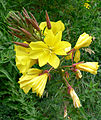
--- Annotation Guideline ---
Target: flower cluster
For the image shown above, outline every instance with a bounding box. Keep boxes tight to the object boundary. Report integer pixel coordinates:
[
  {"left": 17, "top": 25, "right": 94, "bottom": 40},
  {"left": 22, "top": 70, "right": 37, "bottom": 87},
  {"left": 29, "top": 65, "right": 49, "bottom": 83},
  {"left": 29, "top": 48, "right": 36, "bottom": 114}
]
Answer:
[
  {"left": 84, "top": 0, "right": 90, "bottom": 9},
  {"left": 7, "top": 8, "right": 99, "bottom": 108}
]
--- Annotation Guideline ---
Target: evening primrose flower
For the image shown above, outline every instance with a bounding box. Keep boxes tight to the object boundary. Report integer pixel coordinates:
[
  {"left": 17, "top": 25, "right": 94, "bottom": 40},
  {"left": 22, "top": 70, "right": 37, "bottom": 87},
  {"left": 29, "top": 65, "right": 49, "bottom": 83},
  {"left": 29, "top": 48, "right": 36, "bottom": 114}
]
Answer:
[
  {"left": 69, "top": 87, "right": 82, "bottom": 108},
  {"left": 76, "top": 62, "right": 99, "bottom": 75},
  {"left": 30, "top": 30, "right": 71, "bottom": 68},
  {"left": 74, "top": 33, "right": 92, "bottom": 50},
  {"left": 15, "top": 45, "right": 37, "bottom": 74},
  {"left": 74, "top": 33, "right": 92, "bottom": 62},
  {"left": 39, "top": 20, "right": 65, "bottom": 36},
  {"left": 18, "top": 68, "right": 48, "bottom": 97},
  {"left": 84, "top": 3, "right": 90, "bottom": 9}
]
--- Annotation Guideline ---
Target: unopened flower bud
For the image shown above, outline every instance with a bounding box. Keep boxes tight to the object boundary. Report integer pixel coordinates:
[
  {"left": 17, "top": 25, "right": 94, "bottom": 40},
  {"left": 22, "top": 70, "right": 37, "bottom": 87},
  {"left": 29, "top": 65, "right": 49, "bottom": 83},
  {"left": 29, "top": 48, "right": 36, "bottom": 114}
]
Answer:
[
  {"left": 46, "top": 11, "right": 51, "bottom": 29},
  {"left": 29, "top": 19, "right": 40, "bottom": 31},
  {"left": 19, "top": 27, "right": 32, "bottom": 38},
  {"left": 13, "top": 41, "right": 29, "bottom": 48}
]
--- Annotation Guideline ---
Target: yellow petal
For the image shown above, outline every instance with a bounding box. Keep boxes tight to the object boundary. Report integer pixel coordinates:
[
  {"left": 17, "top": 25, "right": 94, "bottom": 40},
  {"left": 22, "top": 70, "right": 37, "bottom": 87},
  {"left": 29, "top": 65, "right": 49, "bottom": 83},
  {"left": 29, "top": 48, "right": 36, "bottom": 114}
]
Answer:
[
  {"left": 53, "top": 41, "right": 71, "bottom": 55},
  {"left": 48, "top": 53, "right": 60, "bottom": 68},
  {"left": 39, "top": 20, "right": 65, "bottom": 36},
  {"left": 32, "top": 73, "right": 48, "bottom": 97},
  {"left": 38, "top": 50, "right": 50, "bottom": 67},
  {"left": 44, "top": 30, "right": 55, "bottom": 47},
  {"left": 51, "top": 20, "right": 65, "bottom": 35},
  {"left": 30, "top": 41, "right": 48, "bottom": 50},
  {"left": 30, "top": 49, "right": 43, "bottom": 59},
  {"left": 22, "top": 84, "right": 32, "bottom": 94},
  {"left": 74, "top": 50, "right": 80, "bottom": 63},
  {"left": 39, "top": 22, "right": 47, "bottom": 31},
  {"left": 27, "top": 68, "right": 42, "bottom": 75}
]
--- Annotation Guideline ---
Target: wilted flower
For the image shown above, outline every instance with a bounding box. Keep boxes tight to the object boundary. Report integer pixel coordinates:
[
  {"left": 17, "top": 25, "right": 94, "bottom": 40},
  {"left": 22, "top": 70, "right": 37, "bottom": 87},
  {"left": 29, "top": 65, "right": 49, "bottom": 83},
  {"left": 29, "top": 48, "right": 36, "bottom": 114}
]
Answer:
[
  {"left": 76, "top": 69, "right": 82, "bottom": 79},
  {"left": 69, "top": 87, "right": 82, "bottom": 108},
  {"left": 64, "top": 105, "right": 67, "bottom": 118},
  {"left": 15, "top": 45, "right": 37, "bottom": 74},
  {"left": 18, "top": 68, "right": 49, "bottom": 97},
  {"left": 76, "top": 62, "right": 99, "bottom": 75},
  {"left": 74, "top": 33, "right": 92, "bottom": 50},
  {"left": 30, "top": 30, "right": 71, "bottom": 68},
  {"left": 39, "top": 20, "right": 65, "bottom": 36}
]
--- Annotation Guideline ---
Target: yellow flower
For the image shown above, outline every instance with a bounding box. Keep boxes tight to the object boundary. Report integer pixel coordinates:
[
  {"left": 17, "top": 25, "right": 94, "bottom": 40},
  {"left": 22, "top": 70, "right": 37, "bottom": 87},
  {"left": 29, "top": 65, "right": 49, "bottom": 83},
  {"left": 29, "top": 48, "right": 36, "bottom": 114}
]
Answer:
[
  {"left": 39, "top": 20, "right": 65, "bottom": 36},
  {"left": 76, "top": 69, "right": 82, "bottom": 79},
  {"left": 15, "top": 45, "right": 37, "bottom": 74},
  {"left": 74, "top": 33, "right": 92, "bottom": 50},
  {"left": 84, "top": 3, "right": 90, "bottom": 9},
  {"left": 76, "top": 62, "right": 99, "bottom": 75},
  {"left": 18, "top": 68, "right": 48, "bottom": 97},
  {"left": 74, "top": 49, "right": 80, "bottom": 63},
  {"left": 29, "top": 30, "right": 71, "bottom": 68},
  {"left": 70, "top": 88, "right": 82, "bottom": 108}
]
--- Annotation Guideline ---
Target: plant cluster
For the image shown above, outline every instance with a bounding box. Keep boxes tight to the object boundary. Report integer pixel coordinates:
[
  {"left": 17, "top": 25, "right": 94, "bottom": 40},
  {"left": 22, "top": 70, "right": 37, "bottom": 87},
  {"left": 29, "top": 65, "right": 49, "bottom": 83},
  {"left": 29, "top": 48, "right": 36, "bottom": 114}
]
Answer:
[{"left": 6, "top": 8, "right": 99, "bottom": 113}]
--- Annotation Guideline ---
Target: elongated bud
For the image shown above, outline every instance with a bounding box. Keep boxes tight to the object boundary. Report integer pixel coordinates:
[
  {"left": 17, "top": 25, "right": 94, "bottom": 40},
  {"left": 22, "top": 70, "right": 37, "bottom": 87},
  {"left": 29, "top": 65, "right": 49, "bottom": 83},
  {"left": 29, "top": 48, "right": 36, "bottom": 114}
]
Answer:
[
  {"left": 29, "top": 19, "right": 40, "bottom": 31},
  {"left": 8, "top": 26, "right": 21, "bottom": 33},
  {"left": 13, "top": 41, "right": 29, "bottom": 48},
  {"left": 45, "top": 11, "right": 51, "bottom": 29},
  {"left": 18, "top": 12, "right": 25, "bottom": 22},
  {"left": 25, "top": 17, "right": 31, "bottom": 25},
  {"left": 7, "top": 17, "right": 12, "bottom": 22},
  {"left": 23, "top": 8, "right": 29, "bottom": 17},
  {"left": 9, "top": 31, "right": 23, "bottom": 39},
  {"left": 19, "top": 27, "right": 32, "bottom": 37},
  {"left": 10, "top": 15, "right": 20, "bottom": 24},
  {"left": 29, "top": 12, "right": 38, "bottom": 25}
]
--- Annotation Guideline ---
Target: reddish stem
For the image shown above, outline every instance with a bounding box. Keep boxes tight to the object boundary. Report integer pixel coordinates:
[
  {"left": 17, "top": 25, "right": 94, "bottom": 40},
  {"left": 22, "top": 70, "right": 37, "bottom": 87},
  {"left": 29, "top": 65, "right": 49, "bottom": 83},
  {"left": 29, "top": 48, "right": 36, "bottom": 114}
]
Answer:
[
  {"left": 48, "top": 67, "right": 53, "bottom": 72},
  {"left": 62, "top": 65, "right": 73, "bottom": 68},
  {"left": 72, "top": 61, "right": 84, "bottom": 67},
  {"left": 63, "top": 76, "right": 71, "bottom": 87}
]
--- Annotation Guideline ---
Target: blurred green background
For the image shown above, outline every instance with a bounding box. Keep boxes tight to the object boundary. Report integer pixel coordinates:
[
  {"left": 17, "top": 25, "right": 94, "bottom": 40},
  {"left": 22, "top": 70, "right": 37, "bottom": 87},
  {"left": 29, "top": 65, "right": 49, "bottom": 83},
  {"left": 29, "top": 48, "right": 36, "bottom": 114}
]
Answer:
[{"left": 0, "top": 0, "right": 101, "bottom": 120}]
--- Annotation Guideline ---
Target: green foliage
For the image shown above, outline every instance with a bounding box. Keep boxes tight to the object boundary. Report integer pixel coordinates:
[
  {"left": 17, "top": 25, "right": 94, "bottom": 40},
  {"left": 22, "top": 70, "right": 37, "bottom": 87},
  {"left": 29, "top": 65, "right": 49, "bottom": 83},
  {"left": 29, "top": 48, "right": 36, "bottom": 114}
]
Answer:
[{"left": 0, "top": 0, "right": 101, "bottom": 120}]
